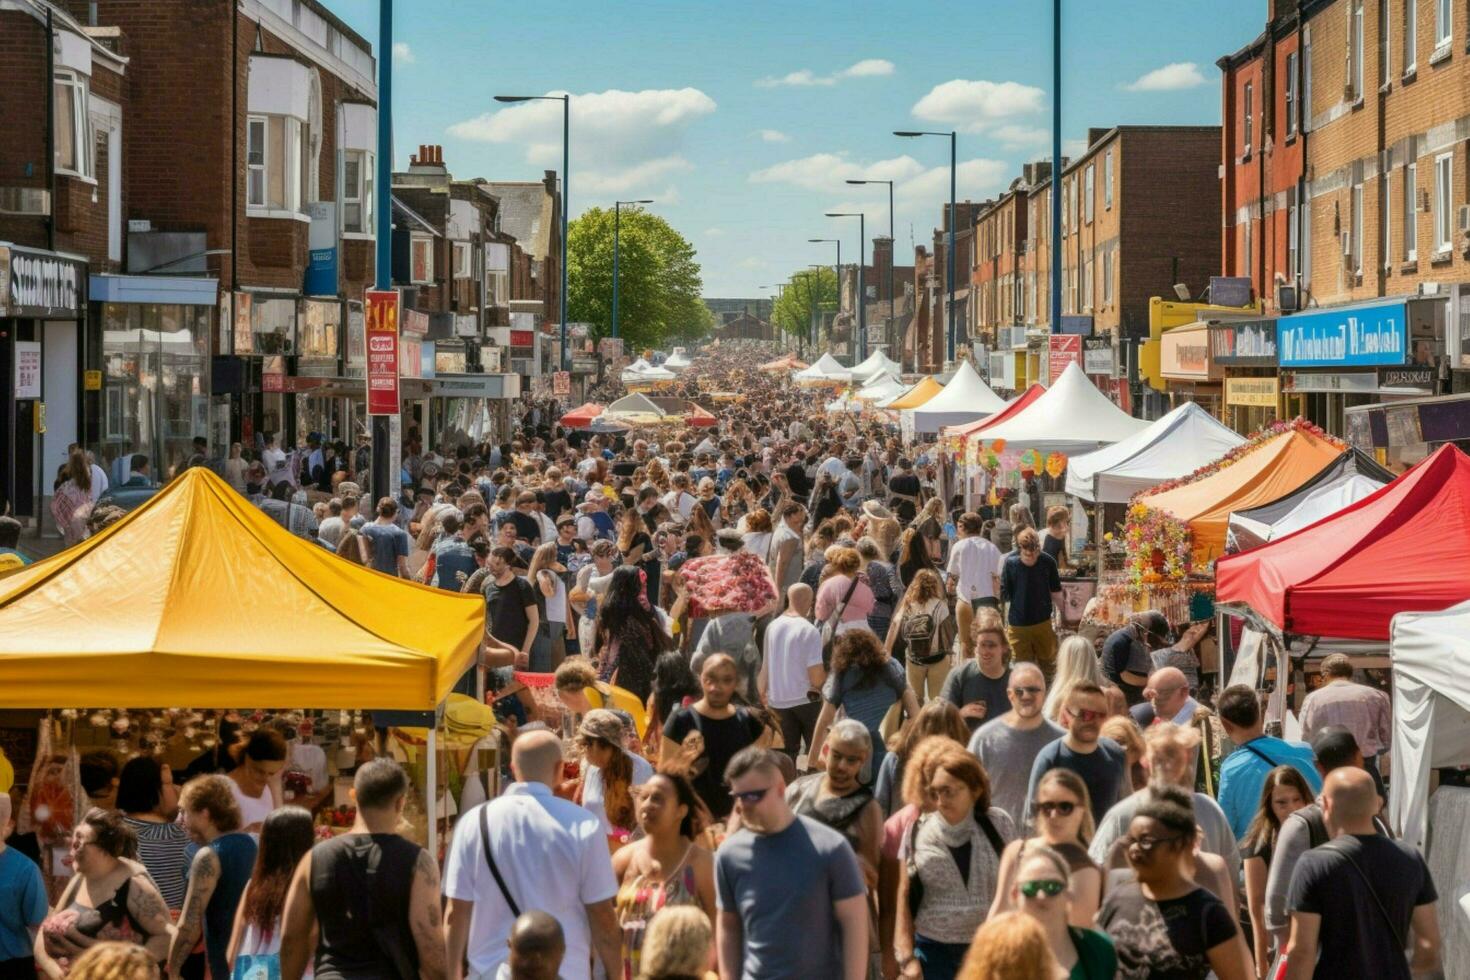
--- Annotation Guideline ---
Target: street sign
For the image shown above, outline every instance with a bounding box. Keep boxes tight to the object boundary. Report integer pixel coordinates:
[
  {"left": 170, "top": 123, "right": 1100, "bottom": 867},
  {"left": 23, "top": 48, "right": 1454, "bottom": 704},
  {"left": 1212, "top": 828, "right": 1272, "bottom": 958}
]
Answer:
[
  {"left": 552, "top": 371, "right": 571, "bottom": 396},
  {"left": 1083, "top": 336, "right": 1114, "bottom": 376},
  {"left": 84, "top": 369, "right": 102, "bottom": 391},
  {"left": 1048, "top": 334, "right": 1081, "bottom": 384},
  {"left": 365, "top": 289, "right": 400, "bottom": 416}
]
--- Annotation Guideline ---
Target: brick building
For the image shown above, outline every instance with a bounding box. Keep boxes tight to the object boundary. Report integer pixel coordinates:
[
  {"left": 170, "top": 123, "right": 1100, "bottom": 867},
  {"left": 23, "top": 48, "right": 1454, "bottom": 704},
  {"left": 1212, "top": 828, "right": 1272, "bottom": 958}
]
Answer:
[{"left": 835, "top": 236, "right": 915, "bottom": 361}]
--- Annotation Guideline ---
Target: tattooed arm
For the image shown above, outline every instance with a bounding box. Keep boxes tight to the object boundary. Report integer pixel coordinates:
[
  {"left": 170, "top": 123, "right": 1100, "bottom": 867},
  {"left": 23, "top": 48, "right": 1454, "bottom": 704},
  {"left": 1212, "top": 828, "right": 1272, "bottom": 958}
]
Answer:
[
  {"left": 168, "top": 847, "right": 220, "bottom": 977},
  {"left": 126, "top": 871, "right": 176, "bottom": 965},
  {"left": 409, "top": 849, "right": 446, "bottom": 980}
]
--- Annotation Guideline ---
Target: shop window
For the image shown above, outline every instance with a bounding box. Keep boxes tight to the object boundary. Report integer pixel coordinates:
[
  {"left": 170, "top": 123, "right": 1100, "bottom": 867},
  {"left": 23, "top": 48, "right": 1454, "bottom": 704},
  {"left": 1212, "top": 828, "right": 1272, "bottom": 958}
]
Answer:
[
  {"left": 342, "top": 149, "right": 374, "bottom": 234},
  {"left": 452, "top": 241, "right": 472, "bottom": 279},
  {"left": 1434, "top": 152, "right": 1453, "bottom": 254},
  {"left": 246, "top": 113, "right": 309, "bottom": 213},
  {"left": 1243, "top": 82, "right": 1253, "bottom": 154},
  {"left": 1285, "top": 52, "right": 1299, "bottom": 135},
  {"left": 411, "top": 234, "right": 434, "bottom": 284},
  {"left": 54, "top": 70, "right": 92, "bottom": 179},
  {"left": 1404, "top": 154, "right": 1418, "bottom": 261}
]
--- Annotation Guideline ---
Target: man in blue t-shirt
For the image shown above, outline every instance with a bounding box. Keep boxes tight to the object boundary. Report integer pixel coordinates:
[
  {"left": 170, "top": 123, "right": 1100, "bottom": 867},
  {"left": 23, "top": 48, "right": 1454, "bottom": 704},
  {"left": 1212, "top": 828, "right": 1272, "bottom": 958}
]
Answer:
[
  {"left": 1000, "top": 528, "right": 1063, "bottom": 679},
  {"left": 360, "top": 497, "right": 411, "bottom": 578},
  {"left": 1215, "top": 684, "right": 1322, "bottom": 839},
  {"left": 0, "top": 794, "right": 46, "bottom": 980}
]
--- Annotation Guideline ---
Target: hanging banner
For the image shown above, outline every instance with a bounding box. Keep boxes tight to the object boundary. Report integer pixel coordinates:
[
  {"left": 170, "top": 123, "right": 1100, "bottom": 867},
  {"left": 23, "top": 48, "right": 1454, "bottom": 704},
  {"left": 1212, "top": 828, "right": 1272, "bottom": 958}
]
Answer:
[
  {"left": 1048, "top": 334, "right": 1081, "bottom": 384},
  {"left": 365, "top": 289, "right": 400, "bottom": 416}
]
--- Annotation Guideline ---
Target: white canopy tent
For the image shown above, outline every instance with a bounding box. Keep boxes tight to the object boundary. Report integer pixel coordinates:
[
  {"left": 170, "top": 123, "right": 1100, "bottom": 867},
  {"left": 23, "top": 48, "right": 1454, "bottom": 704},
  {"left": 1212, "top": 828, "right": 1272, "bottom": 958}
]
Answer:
[
  {"left": 909, "top": 360, "right": 1007, "bottom": 433},
  {"left": 663, "top": 350, "right": 693, "bottom": 371},
  {"left": 1065, "top": 402, "right": 1244, "bottom": 503},
  {"left": 622, "top": 359, "right": 676, "bottom": 383},
  {"left": 855, "top": 372, "right": 906, "bottom": 404},
  {"left": 851, "top": 349, "right": 902, "bottom": 384},
  {"left": 793, "top": 353, "right": 852, "bottom": 385},
  {"left": 824, "top": 395, "right": 865, "bottom": 414},
  {"left": 972, "top": 361, "right": 1149, "bottom": 452},
  {"left": 1229, "top": 475, "right": 1384, "bottom": 547}
]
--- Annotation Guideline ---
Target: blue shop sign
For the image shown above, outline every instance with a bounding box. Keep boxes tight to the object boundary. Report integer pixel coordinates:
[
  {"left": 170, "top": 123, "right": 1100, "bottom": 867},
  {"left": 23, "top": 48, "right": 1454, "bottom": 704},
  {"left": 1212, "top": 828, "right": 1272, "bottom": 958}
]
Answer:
[{"left": 1278, "top": 300, "right": 1407, "bottom": 367}]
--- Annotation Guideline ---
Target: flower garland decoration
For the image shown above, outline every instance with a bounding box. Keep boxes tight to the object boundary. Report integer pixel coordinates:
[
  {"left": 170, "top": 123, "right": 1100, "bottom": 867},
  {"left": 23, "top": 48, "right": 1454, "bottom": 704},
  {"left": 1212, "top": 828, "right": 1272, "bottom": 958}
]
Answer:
[{"left": 1119, "top": 417, "right": 1343, "bottom": 590}]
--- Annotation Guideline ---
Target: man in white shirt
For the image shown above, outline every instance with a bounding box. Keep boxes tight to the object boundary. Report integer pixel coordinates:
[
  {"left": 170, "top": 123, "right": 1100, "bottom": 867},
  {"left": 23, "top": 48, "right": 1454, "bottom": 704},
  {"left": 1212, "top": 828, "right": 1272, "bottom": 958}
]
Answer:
[
  {"left": 946, "top": 512, "right": 1003, "bottom": 649},
  {"left": 758, "top": 583, "right": 827, "bottom": 762},
  {"left": 817, "top": 449, "right": 847, "bottom": 484},
  {"left": 661, "top": 473, "right": 697, "bottom": 520},
  {"left": 444, "top": 730, "right": 620, "bottom": 980}
]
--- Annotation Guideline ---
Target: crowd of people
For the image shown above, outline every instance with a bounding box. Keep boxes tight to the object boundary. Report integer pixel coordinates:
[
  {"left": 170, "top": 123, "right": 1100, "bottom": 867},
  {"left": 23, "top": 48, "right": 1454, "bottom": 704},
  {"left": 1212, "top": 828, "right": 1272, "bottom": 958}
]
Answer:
[{"left": 2, "top": 339, "right": 1445, "bottom": 980}]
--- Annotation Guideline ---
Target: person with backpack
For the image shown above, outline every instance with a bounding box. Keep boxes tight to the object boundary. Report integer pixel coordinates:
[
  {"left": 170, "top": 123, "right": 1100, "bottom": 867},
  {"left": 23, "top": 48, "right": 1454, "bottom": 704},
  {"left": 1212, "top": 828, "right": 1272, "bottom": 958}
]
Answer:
[
  {"left": 886, "top": 569, "right": 956, "bottom": 705},
  {"left": 894, "top": 741, "right": 1016, "bottom": 980}
]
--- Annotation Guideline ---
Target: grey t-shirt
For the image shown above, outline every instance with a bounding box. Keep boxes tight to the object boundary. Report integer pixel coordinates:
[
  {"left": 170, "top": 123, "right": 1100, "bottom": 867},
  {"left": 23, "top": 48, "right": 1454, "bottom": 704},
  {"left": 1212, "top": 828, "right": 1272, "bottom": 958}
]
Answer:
[
  {"left": 968, "top": 716, "right": 1067, "bottom": 828},
  {"left": 715, "top": 815, "right": 866, "bottom": 980},
  {"left": 360, "top": 521, "right": 410, "bottom": 576},
  {"left": 940, "top": 662, "right": 1011, "bottom": 732}
]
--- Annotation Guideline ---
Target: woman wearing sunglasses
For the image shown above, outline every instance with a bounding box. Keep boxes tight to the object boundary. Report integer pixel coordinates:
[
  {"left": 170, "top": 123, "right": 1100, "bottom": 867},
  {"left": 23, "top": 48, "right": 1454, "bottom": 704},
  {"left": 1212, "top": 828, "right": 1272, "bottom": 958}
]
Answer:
[
  {"left": 894, "top": 742, "right": 1015, "bottom": 980},
  {"left": 1010, "top": 844, "right": 1116, "bottom": 980},
  {"left": 1095, "top": 786, "right": 1251, "bottom": 980},
  {"left": 989, "top": 769, "right": 1102, "bottom": 927}
]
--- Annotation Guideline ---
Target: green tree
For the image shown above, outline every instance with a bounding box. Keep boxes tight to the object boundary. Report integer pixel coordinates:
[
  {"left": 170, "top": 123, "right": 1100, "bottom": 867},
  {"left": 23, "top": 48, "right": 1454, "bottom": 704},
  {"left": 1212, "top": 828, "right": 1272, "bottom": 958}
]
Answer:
[
  {"left": 566, "top": 207, "right": 713, "bottom": 352},
  {"left": 771, "top": 268, "right": 838, "bottom": 346}
]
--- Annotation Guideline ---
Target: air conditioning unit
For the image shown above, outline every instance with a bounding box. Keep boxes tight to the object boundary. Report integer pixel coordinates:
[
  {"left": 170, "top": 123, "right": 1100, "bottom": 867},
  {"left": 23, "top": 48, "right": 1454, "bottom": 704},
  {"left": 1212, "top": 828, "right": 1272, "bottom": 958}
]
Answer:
[{"left": 1276, "top": 283, "right": 1300, "bottom": 312}]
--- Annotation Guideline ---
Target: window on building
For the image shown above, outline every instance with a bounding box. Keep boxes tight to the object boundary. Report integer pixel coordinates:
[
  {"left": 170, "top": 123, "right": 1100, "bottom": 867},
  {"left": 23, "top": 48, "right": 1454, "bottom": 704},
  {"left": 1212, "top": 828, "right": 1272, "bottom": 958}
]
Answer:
[
  {"left": 1061, "top": 180, "right": 1069, "bottom": 234},
  {"left": 1302, "top": 186, "right": 1313, "bottom": 285},
  {"left": 1434, "top": 152, "right": 1454, "bottom": 253},
  {"left": 411, "top": 234, "right": 434, "bottom": 284},
  {"left": 1288, "top": 189, "right": 1300, "bottom": 279},
  {"left": 1404, "top": 0, "right": 1418, "bottom": 73},
  {"left": 485, "top": 242, "right": 511, "bottom": 306},
  {"left": 1378, "top": 1, "right": 1390, "bottom": 87},
  {"left": 1084, "top": 164, "right": 1095, "bottom": 223},
  {"left": 1104, "top": 150, "right": 1114, "bottom": 208},
  {"left": 1082, "top": 254, "right": 1092, "bottom": 310},
  {"left": 1349, "top": 0, "right": 1365, "bottom": 100},
  {"left": 1303, "top": 31, "right": 1314, "bottom": 132},
  {"left": 1434, "top": 0, "right": 1451, "bottom": 50},
  {"left": 1351, "top": 173, "right": 1364, "bottom": 275},
  {"left": 1103, "top": 249, "right": 1114, "bottom": 305},
  {"left": 1243, "top": 82, "right": 1254, "bottom": 153},
  {"left": 53, "top": 70, "right": 92, "bottom": 179},
  {"left": 452, "top": 242, "right": 472, "bottom": 279},
  {"left": 1403, "top": 154, "right": 1418, "bottom": 261},
  {"left": 1285, "top": 52, "right": 1299, "bottom": 136},
  {"left": 1244, "top": 217, "right": 1253, "bottom": 275},
  {"left": 1382, "top": 169, "right": 1392, "bottom": 270},
  {"left": 246, "top": 113, "right": 308, "bottom": 212},
  {"left": 341, "top": 149, "right": 373, "bottom": 234}
]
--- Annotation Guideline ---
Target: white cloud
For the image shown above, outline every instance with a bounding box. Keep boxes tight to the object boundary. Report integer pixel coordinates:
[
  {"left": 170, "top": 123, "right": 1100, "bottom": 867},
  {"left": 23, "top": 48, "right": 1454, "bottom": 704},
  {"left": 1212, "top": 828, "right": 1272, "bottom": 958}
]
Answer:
[
  {"left": 911, "top": 79, "right": 1047, "bottom": 132},
  {"left": 703, "top": 227, "right": 725, "bottom": 237},
  {"left": 392, "top": 42, "right": 414, "bottom": 64},
  {"left": 757, "top": 129, "right": 791, "bottom": 143},
  {"left": 756, "top": 59, "right": 896, "bottom": 87},
  {"left": 749, "top": 152, "right": 926, "bottom": 190},
  {"left": 448, "top": 88, "right": 716, "bottom": 197},
  {"left": 991, "top": 124, "right": 1051, "bottom": 149},
  {"left": 1123, "top": 62, "right": 1207, "bottom": 92},
  {"left": 898, "top": 159, "right": 1010, "bottom": 205}
]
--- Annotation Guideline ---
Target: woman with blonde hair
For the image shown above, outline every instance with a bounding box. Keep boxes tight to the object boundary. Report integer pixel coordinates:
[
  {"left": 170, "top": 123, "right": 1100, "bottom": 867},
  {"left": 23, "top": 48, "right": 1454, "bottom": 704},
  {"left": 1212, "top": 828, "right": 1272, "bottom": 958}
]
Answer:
[
  {"left": 958, "top": 912, "right": 1065, "bottom": 980},
  {"left": 1044, "top": 636, "right": 1107, "bottom": 722},
  {"left": 1099, "top": 716, "right": 1148, "bottom": 793},
  {"left": 885, "top": 569, "right": 954, "bottom": 705},
  {"left": 989, "top": 768, "right": 1103, "bottom": 927},
  {"left": 636, "top": 905, "right": 713, "bottom": 980},
  {"left": 527, "top": 541, "right": 569, "bottom": 673},
  {"left": 67, "top": 942, "right": 160, "bottom": 980}
]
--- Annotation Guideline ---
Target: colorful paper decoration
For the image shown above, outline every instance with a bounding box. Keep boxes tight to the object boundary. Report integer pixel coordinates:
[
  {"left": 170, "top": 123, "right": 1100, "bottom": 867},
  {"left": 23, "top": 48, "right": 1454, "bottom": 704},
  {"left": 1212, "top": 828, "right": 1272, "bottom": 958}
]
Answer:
[{"left": 1044, "top": 451, "right": 1067, "bottom": 479}]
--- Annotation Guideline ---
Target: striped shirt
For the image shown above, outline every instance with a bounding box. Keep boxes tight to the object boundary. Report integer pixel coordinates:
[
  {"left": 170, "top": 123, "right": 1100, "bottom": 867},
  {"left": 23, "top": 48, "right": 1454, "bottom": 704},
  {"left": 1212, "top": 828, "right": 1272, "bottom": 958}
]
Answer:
[{"left": 124, "top": 816, "right": 192, "bottom": 909}]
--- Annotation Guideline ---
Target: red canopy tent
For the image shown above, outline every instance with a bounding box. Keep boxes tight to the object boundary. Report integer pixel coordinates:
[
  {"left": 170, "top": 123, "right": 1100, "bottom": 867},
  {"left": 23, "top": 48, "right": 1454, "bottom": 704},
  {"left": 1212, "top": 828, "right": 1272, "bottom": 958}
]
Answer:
[
  {"left": 685, "top": 404, "right": 719, "bottom": 428},
  {"left": 1215, "top": 444, "right": 1470, "bottom": 640},
  {"left": 943, "top": 383, "right": 1045, "bottom": 441},
  {"left": 559, "top": 403, "right": 604, "bottom": 428}
]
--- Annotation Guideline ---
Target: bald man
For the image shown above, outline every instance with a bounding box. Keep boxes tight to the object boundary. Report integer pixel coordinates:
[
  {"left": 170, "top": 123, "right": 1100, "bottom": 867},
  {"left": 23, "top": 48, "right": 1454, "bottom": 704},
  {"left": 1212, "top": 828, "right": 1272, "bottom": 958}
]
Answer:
[
  {"left": 1283, "top": 768, "right": 1440, "bottom": 980},
  {"left": 443, "top": 730, "right": 620, "bottom": 980},
  {"left": 1130, "top": 666, "right": 1197, "bottom": 727},
  {"left": 506, "top": 911, "right": 565, "bottom": 980},
  {"left": 760, "top": 582, "right": 827, "bottom": 762}
]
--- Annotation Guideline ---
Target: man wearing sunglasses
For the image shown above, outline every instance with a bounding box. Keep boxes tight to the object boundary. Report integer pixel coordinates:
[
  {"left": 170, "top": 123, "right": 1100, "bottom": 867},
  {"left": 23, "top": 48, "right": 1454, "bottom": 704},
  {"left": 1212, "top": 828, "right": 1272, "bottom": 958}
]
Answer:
[
  {"left": 1024, "top": 682, "right": 1128, "bottom": 827},
  {"left": 969, "top": 663, "right": 1065, "bottom": 827},
  {"left": 715, "top": 747, "right": 869, "bottom": 980}
]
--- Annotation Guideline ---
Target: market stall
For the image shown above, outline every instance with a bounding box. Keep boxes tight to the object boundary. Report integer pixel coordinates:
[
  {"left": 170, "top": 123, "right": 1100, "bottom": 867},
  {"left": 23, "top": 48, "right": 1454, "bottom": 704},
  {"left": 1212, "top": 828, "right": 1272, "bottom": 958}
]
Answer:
[
  {"left": 879, "top": 375, "right": 943, "bottom": 410},
  {"left": 963, "top": 362, "right": 1149, "bottom": 453},
  {"left": 758, "top": 354, "right": 808, "bottom": 373},
  {"left": 793, "top": 353, "right": 853, "bottom": 387},
  {"left": 909, "top": 360, "right": 1007, "bottom": 434},
  {"left": 851, "top": 349, "right": 902, "bottom": 384},
  {"left": 0, "top": 467, "right": 484, "bottom": 858},
  {"left": 603, "top": 391, "right": 668, "bottom": 426},
  {"left": 621, "top": 358, "right": 677, "bottom": 387},
  {"left": 1065, "top": 402, "right": 1245, "bottom": 504},
  {"left": 663, "top": 350, "right": 693, "bottom": 372},
  {"left": 854, "top": 373, "right": 907, "bottom": 405},
  {"left": 1224, "top": 448, "right": 1393, "bottom": 553},
  {"left": 558, "top": 402, "right": 606, "bottom": 429}
]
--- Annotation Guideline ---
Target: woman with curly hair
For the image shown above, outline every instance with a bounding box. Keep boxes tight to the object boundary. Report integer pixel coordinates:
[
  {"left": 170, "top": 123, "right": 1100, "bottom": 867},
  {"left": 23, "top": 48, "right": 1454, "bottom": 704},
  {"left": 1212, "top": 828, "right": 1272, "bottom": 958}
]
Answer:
[
  {"left": 886, "top": 569, "right": 955, "bottom": 705},
  {"left": 810, "top": 630, "right": 919, "bottom": 785},
  {"left": 814, "top": 546, "right": 876, "bottom": 639},
  {"left": 873, "top": 699, "right": 969, "bottom": 817},
  {"left": 957, "top": 911, "right": 1065, "bottom": 980},
  {"left": 594, "top": 565, "right": 674, "bottom": 702}
]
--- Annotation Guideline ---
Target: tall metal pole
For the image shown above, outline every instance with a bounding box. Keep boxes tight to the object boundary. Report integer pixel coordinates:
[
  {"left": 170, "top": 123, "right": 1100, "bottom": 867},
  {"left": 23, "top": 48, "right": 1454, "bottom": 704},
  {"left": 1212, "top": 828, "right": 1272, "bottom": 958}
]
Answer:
[
  {"left": 887, "top": 181, "right": 895, "bottom": 361},
  {"left": 947, "top": 131, "right": 956, "bottom": 362},
  {"left": 1050, "top": 0, "right": 1062, "bottom": 335},
  {"left": 560, "top": 95, "right": 570, "bottom": 368},
  {"left": 833, "top": 240, "right": 840, "bottom": 348},
  {"left": 612, "top": 202, "right": 621, "bottom": 339},
  {"left": 370, "top": 0, "right": 393, "bottom": 505},
  {"left": 858, "top": 212, "right": 866, "bottom": 362}
]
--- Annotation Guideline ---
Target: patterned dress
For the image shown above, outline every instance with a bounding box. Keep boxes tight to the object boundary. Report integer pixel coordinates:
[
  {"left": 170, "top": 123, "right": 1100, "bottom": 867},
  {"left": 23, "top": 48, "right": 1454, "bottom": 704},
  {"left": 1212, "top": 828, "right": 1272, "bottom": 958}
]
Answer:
[{"left": 614, "top": 845, "right": 700, "bottom": 980}]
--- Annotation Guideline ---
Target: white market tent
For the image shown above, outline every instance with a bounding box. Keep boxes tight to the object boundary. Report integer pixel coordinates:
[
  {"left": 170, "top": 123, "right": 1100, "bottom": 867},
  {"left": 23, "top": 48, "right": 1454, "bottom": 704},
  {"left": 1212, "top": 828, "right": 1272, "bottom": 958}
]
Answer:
[
  {"left": 824, "top": 394, "right": 864, "bottom": 414},
  {"left": 1229, "top": 475, "right": 1384, "bottom": 548},
  {"left": 855, "top": 372, "right": 906, "bottom": 404},
  {"left": 622, "top": 359, "right": 676, "bottom": 382},
  {"left": 851, "top": 349, "right": 902, "bottom": 384},
  {"left": 663, "top": 351, "right": 693, "bottom": 371},
  {"left": 1065, "top": 402, "right": 1244, "bottom": 503},
  {"left": 972, "top": 361, "right": 1149, "bottom": 452},
  {"left": 793, "top": 353, "right": 852, "bottom": 385},
  {"left": 909, "top": 360, "right": 1007, "bottom": 434}
]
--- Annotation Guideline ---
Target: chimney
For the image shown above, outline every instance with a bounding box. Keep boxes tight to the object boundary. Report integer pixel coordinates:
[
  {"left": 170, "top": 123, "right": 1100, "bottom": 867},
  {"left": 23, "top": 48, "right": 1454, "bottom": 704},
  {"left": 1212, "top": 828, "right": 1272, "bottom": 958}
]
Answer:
[
  {"left": 872, "top": 237, "right": 894, "bottom": 300},
  {"left": 1087, "top": 127, "right": 1110, "bottom": 149}
]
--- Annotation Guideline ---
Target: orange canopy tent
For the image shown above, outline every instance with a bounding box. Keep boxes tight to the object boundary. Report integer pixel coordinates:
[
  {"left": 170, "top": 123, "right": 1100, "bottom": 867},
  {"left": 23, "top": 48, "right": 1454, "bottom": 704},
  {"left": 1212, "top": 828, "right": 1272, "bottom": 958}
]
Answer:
[
  {"left": 1138, "top": 425, "right": 1344, "bottom": 566},
  {"left": 559, "top": 402, "right": 605, "bottom": 428},
  {"left": 883, "top": 376, "right": 943, "bottom": 410},
  {"left": 758, "top": 354, "right": 809, "bottom": 372}
]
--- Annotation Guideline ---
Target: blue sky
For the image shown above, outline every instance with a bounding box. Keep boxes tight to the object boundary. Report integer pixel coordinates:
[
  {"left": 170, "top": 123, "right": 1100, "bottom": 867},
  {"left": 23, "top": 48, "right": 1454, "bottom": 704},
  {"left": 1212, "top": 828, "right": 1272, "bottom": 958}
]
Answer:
[{"left": 331, "top": 0, "right": 1263, "bottom": 298}]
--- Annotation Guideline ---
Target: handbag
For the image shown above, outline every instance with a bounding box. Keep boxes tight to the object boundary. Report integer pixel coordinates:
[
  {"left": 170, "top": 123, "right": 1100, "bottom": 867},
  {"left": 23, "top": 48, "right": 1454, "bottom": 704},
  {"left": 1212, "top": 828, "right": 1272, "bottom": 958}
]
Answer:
[{"left": 820, "top": 575, "right": 862, "bottom": 662}]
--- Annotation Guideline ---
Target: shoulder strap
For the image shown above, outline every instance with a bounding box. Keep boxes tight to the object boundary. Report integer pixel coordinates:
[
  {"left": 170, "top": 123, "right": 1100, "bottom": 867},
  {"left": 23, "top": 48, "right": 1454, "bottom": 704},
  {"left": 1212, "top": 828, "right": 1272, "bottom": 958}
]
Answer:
[
  {"left": 478, "top": 804, "right": 521, "bottom": 917},
  {"left": 974, "top": 807, "right": 1005, "bottom": 857},
  {"left": 1320, "top": 839, "right": 1408, "bottom": 951},
  {"left": 1239, "top": 740, "right": 1279, "bottom": 769}
]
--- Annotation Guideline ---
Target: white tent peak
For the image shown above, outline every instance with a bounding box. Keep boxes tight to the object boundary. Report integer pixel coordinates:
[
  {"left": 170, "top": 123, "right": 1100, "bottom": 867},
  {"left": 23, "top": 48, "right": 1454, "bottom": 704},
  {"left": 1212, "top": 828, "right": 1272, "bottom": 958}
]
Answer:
[
  {"left": 1066, "top": 401, "right": 1244, "bottom": 502},
  {"left": 794, "top": 353, "right": 852, "bottom": 382},
  {"left": 975, "top": 360, "right": 1148, "bottom": 451},
  {"left": 909, "top": 360, "right": 1007, "bottom": 433},
  {"left": 852, "top": 349, "right": 902, "bottom": 383}
]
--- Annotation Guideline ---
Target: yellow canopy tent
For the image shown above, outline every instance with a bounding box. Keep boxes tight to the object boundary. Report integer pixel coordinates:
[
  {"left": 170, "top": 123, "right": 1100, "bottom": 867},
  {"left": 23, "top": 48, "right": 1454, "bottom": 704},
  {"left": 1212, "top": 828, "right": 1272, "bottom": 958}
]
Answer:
[
  {"left": 0, "top": 467, "right": 484, "bottom": 710},
  {"left": 883, "top": 376, "right": 943, "bottom": 410}
]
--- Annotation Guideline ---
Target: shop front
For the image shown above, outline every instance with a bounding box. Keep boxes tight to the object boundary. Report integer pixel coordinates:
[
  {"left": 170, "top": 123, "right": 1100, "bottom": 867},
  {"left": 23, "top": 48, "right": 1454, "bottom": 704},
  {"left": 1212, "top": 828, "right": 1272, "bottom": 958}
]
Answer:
[
  {"left": 0, "top": 244, "right": 87, "bottom": 522},
  {"left": 1209, "top": 318, "right": 1279, "bottom": 434},
  {"left": 213, "top": 290, "right": 300, "bottom": 453},
  {"left": 1158, "top": 321, "right": 1221, "bottom": 416},
  {"left": 429, "top": 373, "right": 522, "bottom": 450}
]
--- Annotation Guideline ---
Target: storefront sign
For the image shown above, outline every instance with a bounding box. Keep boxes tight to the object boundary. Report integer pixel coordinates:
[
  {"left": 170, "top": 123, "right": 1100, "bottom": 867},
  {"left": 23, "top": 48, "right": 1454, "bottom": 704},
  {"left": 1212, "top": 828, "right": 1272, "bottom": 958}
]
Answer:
[
  {"left": 303, "top": 202, "right": 338, "bottom": 296},
  {"left": 1208, "top": 276, "right": 1254, "bottom": 308},
  {"left": 1083, "top": 336, "right": 1114, "bottom": 376},
  {"left": 364, "top": 289, "right": 400, "bottom": 416},
  {"left": 345, "top": 301, "right": 366, "bottom": 375},
  {"left": 1225, "top": 377, "right": 1280, "bottom": 407},
  {"left": 1057, "top": 315, "right": 1093, "bottom": 336},
  {"left": 1, "top": 245, "right": 83, "bottom": 318},
  {"left": 400, "top": 339, "right": 423, "bottom": 380},
  {"left": 510, "top": 329, "right": 535, "bottom": 347},
  {"left": 1209, "top": 319, "right": 1278, "bottom": 366},
  {"left": 433, "top": 374, "right": 520, "bottom": 399},
  {"left": 298, "top": 299, "right": 340, "bottom": 357},
  {"left": 1160, "top": 324, "right": 1214, "bottom": 379},
  {"left": 598, "top": 337, "right": 624, "bottom": 360},
  {"left": 1048, "top": 334, "right": 1081, "bottom": 384},
  {"left": 233, "top": 292, "right": 253, "bottom": 354},
  {"left": 570, "top": 354, "right": 600, "bottom": 375},
  {"left": 1278, "top": 301, "right": 1407, "bottom": 367},
  {"left": 454, "top": 314, "right": 479, "bottom": 338},
  {"left": 13, "top": 342, "right": 41, "bottom": 399},
  {"left": 401, "top": 308, "right": 430, "bottom": 338},
  {"left": 552, "top": 371, "right": 571, "bottom": 396},
  {"left": 262, "top": 371, "right": 286, "bottom": 393},
  {"left": 1377, "top": 366, "right": 1436, "bottom": 392},
  {"left": 1281, "top": 370, "right": 1379, "bottom": 394}
]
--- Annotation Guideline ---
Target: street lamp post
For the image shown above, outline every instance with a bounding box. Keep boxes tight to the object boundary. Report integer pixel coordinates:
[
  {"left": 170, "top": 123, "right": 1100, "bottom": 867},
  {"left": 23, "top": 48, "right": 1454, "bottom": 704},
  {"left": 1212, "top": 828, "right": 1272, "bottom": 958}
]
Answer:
[
  {"left": 495, "top": 93, "right": 570, "bottom": 369},
  {"left": 845, "top": 178, "right": 895, "bottom": 364},
  {"left": 824, "top": 212, "right": 866, "bottom": 362},
  {"left": 612, "top": 199, "right": 653, "bottom": 341},
  {"left": 895, "top": 130, "right": 957, "bottom": 364},
  {"left": 808, "top": 238, "right": 840, "bottom": 350}
]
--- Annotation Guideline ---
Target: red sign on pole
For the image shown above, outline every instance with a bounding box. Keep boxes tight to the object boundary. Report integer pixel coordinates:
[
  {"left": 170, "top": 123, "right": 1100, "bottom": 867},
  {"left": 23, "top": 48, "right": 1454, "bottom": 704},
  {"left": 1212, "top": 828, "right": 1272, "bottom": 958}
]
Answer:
[
  {"left": 552, "top": 371, "right": 571, "bottom": 396},
  {"left": 1047, "top": 334, "right": 1081, "bottom": 385},
  {"left": 365, "top": 289, "right": 400, "bottom": 416}
]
